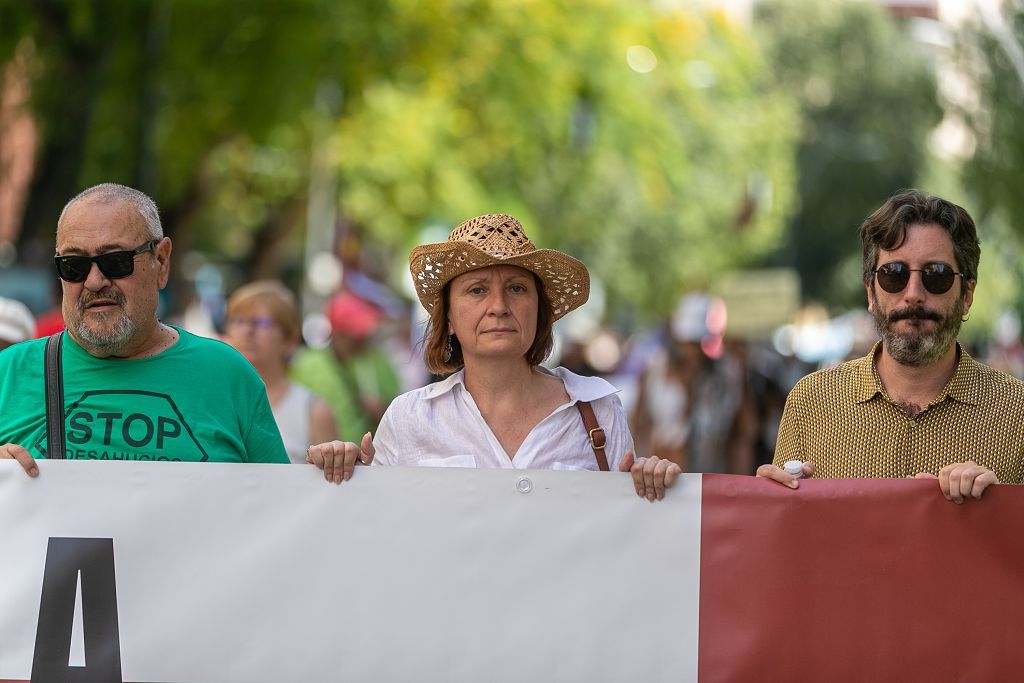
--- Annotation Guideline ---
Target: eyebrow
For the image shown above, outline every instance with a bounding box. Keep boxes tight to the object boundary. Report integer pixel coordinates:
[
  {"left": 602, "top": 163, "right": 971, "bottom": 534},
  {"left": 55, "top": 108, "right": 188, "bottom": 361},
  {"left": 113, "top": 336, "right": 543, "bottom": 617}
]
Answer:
[
  {"left": 56, "top": 242, "right": 136, "bottom": 256},
  {"left": 460, "top": 274, "right": 531, "bottom": 286},
  {"left": 879, "top": 259, "right": 953, "bottom": 266}
]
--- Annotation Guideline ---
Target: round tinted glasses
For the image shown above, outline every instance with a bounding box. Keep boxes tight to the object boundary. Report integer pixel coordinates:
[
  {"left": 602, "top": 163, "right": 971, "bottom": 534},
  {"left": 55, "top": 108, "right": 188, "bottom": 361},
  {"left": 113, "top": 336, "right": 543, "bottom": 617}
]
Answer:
[
  {"left": 872, "top": 262, "right": 963, "bottom": 295},
  {"left": 54, "top": 241, "right": 158, "bottom": 283}
]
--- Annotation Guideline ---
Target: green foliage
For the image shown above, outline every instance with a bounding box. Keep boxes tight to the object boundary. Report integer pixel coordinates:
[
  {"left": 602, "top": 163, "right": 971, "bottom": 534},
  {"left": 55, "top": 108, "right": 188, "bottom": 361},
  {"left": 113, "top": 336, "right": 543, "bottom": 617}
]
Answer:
[
  {"left": 336, "top": 1, "right": 798, "bottom": 317},
  {"left": 954, "top": 2, "right": 1024, "bottom": 331},
  {"left": 4, "top": 0, "right": 799, "bottom": 319},
  {"left": 961, "top": 4, "right": 1024, "bottom": 245},
  {"left": 754, "top": 0, "right": 942, "bottom": 309}
]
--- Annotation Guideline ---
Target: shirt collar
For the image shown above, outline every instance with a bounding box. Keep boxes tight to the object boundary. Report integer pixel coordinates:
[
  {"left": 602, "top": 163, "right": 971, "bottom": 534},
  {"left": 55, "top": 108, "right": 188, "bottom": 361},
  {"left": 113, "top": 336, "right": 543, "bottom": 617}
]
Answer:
[
  {"left": 421, "top": 370, "right": 467, "bottom": 400},
  {"left": 943, "top": 344, "right": 982, "bottom": 406},
  {"left": 854, "top": 340, "right": 981, "bottom": 406},
  {"left": 853, "top": 344, "right": 884, "bottom": 404},
  {"left": 420, "top": 366, "right": 620, "bottom": 403},
  {"left": 546, "top": 366, "right": 620, "bottom": 403}
]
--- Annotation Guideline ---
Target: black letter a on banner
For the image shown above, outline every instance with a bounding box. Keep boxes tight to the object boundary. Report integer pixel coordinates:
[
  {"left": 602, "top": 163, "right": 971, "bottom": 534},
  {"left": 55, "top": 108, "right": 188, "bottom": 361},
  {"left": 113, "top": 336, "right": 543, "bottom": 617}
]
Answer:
[{"left": 31, "top": 537, "right": 122, "bottom": 683}]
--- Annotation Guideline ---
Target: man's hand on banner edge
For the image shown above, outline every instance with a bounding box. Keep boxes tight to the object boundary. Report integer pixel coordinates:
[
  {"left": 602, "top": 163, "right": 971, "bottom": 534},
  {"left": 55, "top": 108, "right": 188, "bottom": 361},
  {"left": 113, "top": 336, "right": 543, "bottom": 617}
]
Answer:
[
  {"left": 914, "top": 461, "right": 998, "bottom": 504},
  {"left": 306, "top": 432, "right": 375, "bottom": 484},
  {"left": 619, "top": 451, "right": 681, "bottom": 501},
  {"left": 755, "top": 462, "right": 815, "bottom": 489},
  {"left": 0, "top": 443, "right": 38, "bottom": 477}
]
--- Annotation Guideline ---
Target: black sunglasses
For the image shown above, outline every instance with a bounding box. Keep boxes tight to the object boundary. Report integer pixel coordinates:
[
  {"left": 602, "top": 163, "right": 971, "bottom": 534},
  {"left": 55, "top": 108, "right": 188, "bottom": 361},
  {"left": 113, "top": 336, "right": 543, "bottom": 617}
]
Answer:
[
  {"left": 54, "top": 240, "right": 159, "bottom": 283},
  {"left": 873, "top": 262, "right": 963, "bottom": 295}
]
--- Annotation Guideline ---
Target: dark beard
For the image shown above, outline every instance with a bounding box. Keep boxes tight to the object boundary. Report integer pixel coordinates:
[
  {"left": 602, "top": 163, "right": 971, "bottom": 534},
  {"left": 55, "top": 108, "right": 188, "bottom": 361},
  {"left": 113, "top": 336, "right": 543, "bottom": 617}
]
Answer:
[{"left": 872, "top": 293, "right": 964, "bottom": 367}]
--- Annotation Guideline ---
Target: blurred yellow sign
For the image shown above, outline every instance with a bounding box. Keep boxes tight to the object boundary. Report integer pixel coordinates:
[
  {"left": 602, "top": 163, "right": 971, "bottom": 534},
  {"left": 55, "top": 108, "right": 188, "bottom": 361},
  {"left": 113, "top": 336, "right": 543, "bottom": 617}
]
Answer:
[{"left": 713, "top": 268, "right": 800, "bottom": 339}]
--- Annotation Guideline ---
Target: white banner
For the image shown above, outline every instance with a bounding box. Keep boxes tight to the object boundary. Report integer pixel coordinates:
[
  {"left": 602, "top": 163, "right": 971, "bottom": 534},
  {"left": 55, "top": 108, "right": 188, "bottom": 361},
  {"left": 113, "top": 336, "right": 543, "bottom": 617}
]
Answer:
[{"left": 0, "top": 460, "right": 702, "bottom": 682}]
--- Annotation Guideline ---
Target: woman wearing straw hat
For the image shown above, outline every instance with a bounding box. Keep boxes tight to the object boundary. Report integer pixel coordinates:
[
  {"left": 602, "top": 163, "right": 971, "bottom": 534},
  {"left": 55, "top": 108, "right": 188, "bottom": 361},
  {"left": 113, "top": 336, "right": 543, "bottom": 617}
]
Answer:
[{"left": 307, "top": 214, "right": 680, "bottom": 500}]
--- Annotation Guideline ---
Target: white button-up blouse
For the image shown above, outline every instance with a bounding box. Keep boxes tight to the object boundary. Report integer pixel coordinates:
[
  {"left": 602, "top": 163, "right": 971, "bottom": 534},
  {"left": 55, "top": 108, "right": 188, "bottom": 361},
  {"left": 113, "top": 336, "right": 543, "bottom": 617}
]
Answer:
[{"left": 372, "top": 366, "right": 634, "bottom": 470}]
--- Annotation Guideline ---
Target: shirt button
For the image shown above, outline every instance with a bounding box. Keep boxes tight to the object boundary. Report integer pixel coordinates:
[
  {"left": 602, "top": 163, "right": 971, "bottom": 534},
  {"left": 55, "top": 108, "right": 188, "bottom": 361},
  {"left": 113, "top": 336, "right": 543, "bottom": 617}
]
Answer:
[{"left": 516, "top": 477, "right": 533, "bottom": 494}]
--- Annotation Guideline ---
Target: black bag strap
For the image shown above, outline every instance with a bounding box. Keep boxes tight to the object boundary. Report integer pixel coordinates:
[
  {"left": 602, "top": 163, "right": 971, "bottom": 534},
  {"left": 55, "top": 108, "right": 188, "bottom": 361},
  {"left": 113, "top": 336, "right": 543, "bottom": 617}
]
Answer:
[
  {"left": 575, "top": 400, "right": 609, "bottom": 471},
  {"left": 44, "top": 331, "right": 66, "bottom": 460}
]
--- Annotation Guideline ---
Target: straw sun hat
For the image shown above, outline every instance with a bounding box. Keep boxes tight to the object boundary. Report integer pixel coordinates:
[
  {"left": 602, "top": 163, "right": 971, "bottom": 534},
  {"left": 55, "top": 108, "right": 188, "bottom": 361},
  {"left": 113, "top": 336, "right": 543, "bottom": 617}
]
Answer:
[{"left": 409, "top": 214, "right": 590, "bottom": 320}]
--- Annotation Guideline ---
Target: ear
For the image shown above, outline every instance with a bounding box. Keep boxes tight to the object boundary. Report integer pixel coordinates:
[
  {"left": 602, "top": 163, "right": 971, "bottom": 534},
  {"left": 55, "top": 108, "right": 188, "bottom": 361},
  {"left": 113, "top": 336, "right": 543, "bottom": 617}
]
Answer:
[
  {"left": 155, "top": 237, "right": 172, "bottom": 289},
  {"left": 865, "top": 278, "right": 875, "bottom": 314},
  {"left": 961, "top": 279, "right": 976, "bottom": 318}
]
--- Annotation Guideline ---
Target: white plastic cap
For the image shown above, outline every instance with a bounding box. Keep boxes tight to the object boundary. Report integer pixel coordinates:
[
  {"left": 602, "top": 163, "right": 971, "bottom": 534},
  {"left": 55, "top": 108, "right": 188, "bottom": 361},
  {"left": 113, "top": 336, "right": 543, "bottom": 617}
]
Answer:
[
  {"left": 0, "top": 297, "right": 34, "bottom": 345},
  {"left": 783, "top": 460, "right": 804, "bottom": 477}
]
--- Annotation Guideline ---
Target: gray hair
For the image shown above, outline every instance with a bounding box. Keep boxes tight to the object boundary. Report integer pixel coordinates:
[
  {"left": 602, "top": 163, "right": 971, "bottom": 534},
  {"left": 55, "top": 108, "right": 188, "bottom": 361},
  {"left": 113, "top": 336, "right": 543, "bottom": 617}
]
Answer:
[{"left": 58, "top": 183, "right": 163, "bottom": 239}]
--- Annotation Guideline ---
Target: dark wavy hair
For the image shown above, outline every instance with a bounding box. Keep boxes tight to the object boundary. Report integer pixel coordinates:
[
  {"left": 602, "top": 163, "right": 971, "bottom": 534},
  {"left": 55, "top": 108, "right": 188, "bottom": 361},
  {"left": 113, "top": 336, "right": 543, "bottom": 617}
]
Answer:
[{"left": 860, "top": 190, "right": 980, "bottom": 294}]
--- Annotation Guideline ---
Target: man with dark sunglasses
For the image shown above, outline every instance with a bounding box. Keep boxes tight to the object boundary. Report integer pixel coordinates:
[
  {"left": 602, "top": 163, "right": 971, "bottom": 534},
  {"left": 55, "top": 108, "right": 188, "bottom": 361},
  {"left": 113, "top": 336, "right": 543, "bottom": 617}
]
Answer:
[
  {"left": 0, "top": 183, "right": 289, "bottom": 472},
  {"left": 758, "top": 189, "right": 1024, "bottom": 501}
]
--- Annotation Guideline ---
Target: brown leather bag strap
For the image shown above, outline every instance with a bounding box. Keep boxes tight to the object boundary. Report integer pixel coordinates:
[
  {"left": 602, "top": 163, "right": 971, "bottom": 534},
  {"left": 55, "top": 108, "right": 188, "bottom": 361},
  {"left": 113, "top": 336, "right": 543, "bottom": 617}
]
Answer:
[{"left": 575, "top": 400, "right": 609, "bottom": 471}]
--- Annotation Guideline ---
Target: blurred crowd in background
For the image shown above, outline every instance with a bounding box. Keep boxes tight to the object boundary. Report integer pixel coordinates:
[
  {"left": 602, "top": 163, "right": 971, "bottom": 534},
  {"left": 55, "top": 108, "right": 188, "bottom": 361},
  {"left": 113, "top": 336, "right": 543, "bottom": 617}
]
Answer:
[
  {"left": 3, "top": 0, "right": 1024, "bottom": 473},
  {"left": 4, "top": 235, "right": 1022, "bottom": 475}
]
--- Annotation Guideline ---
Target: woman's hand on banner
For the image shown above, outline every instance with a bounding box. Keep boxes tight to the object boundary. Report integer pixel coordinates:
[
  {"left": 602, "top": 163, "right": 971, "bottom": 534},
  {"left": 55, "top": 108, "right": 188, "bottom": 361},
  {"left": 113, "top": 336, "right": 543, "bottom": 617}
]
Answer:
[
  {"left": 619, "top": 451, "right": 681, "bottom": 501},
  {"left": 306, "top": 432, "right": 375, "bottom": 484}
]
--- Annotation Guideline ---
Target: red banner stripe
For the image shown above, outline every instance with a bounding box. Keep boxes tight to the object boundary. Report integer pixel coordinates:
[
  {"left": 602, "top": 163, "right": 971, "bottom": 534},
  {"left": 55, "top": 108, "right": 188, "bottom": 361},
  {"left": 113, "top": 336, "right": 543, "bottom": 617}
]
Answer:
[{"left": 698, "top": 474, "right": 1024, "bottom": 682}]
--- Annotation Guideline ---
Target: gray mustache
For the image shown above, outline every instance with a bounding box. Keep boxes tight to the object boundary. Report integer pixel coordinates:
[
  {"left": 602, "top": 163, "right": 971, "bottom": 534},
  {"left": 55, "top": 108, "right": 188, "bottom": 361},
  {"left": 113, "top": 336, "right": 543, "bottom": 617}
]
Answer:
[{"left": 79, "top": 289, "right": 125, "bottom": 309}]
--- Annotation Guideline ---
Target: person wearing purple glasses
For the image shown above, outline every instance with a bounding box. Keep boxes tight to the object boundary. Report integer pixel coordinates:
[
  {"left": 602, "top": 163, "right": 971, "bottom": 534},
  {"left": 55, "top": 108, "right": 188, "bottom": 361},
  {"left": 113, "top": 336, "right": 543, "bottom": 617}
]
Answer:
[
  {"left": 758, "top": 190, "right": 1024, "bottom": 501},
  {"left": 0, "top": 183, "right": 289, "bottom": 474}
]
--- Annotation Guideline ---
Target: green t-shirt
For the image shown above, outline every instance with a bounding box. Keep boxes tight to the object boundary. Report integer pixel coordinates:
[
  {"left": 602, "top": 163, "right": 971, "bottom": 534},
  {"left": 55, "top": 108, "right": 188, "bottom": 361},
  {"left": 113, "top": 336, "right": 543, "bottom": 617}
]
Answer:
[{"left": 0, "top": 327, "right": 287, "bottom": 463}]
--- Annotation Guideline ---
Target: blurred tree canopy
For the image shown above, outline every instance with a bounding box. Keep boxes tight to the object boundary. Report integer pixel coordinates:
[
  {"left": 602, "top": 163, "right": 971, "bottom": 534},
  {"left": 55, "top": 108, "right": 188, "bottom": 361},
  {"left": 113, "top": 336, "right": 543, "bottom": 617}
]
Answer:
[
  {"left": 0, "top": 0, "right": 392, "bottom": 268},
  {"left": 754, "top": 0, "right": 942, "bottom": 310},
  {"left": 1, "top": 0, "right": 798, "bottom": 319},
  {"left": 960, "top": 3, "right": 1024, "bottom": 240}
]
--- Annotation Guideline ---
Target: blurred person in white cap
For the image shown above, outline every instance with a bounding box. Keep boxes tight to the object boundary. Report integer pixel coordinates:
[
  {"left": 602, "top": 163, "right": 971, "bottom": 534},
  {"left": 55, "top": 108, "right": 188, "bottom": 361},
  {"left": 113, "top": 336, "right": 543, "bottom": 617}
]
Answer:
[
  {"left": 306, "top": 214, "right": 681, "bottom": 500},
  {"left": 631, "top": 292, "right": 755, "bottom": 474},
  {"left": 0, "top": 296, "right": 35, "bottom": 351}
]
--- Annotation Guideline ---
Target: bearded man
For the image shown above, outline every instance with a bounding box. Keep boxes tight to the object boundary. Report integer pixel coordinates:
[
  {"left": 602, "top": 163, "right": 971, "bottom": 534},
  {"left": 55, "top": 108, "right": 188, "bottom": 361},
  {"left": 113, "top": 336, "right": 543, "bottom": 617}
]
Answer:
[
  {"left": 758, "top": 190, "right": 1024, "bottom": 501},
  {"left": 0, "top": 183, "right": 289, "bottom": 472}
]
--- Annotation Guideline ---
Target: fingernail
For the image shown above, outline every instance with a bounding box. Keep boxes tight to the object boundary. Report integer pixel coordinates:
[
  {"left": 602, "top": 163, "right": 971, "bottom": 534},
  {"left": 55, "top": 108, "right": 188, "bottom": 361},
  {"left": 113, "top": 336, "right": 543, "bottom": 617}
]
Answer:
[
  {"left": 787, "top": 480, "right": 798, "bottom": 489},
  {"left": 29, "top": 467, "right": 38, "bottom": 477}
]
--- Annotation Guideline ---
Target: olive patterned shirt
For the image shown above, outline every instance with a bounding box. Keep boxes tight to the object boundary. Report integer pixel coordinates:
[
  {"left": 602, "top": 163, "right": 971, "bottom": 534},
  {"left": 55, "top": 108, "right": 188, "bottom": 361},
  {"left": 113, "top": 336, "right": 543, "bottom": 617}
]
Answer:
[{"left": 773, "top": 342, "right": 1024, "bottom": 482}]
